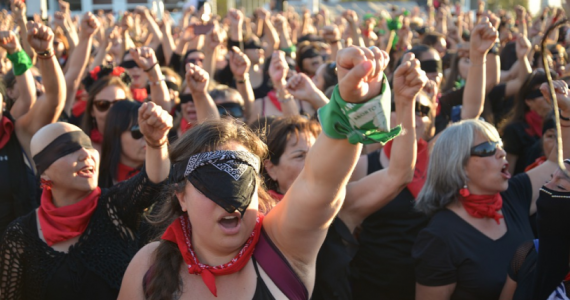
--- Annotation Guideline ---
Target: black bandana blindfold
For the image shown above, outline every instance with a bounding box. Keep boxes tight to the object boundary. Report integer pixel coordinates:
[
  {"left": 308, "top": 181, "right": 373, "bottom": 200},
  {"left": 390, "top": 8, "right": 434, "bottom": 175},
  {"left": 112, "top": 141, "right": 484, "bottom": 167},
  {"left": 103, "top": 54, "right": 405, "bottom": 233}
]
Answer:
[
  {"left": 33, "top": 131, "right": 94, "bottom": 175},
  {"left": 300, "top": 47, "right": 320, "bottom": 61},
  {"left": 420, "top": 59, "right": 442, "bottom": 74},
  {"left": 171, "top": 151, "right": 261, "bottom": 217}
]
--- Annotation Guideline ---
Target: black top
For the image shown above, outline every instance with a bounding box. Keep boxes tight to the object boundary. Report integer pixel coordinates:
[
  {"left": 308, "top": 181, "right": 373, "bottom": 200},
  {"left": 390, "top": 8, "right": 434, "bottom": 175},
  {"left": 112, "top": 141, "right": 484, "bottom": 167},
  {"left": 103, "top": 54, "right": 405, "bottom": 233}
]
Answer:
[
  {"left": 486, "top": 84, "right": 514, "bottom": 126},
  {"left": 412, "top": 174, "right": 534, "bottom": 300},
  {"left": 435, "top": 88, "right": 464, "bottom": 134},
  {"left": 215, "top": 61, "right": 272, "bottom": 100},
  {"left": 0, "top": 169, "right": 164, "bottom": 300},
  {"left": 350, "top": 150, "right": 430, "bottom": 300},
  {"left": 313, "top": 218, "right": 358, "bottom": 300},
  {"left": 0, "top": 114, "right": 39, "bottom": 240},
  {"left": 251, "top": 257, "right": 276, "bottom": 300},
  {"left": 502, "top": 121, "right": 541, "bottom": 175}
]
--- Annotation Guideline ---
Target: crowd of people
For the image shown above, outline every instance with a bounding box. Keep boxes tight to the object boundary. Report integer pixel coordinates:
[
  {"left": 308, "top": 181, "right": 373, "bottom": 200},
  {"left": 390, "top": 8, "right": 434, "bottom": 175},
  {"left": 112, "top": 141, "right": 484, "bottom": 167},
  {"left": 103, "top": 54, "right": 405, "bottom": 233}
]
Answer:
[{"left": 1, "top": 0, "right": 570, "bottom": 299}]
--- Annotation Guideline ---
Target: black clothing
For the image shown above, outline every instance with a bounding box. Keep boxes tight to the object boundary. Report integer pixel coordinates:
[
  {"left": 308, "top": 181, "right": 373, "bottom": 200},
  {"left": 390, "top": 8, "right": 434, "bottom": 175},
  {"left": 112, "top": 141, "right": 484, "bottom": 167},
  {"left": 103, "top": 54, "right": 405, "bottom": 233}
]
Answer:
[
  {"left": 0, "top": 169, "right": 164, "bottom": 300},
  {"left": 412, "top": 174, "right": 534, "bottom": 300},
  {"left": 502, "top": 121, "right": 541, "bottom": 175},
  {"left": 486, "top": 84, "right": 514, "bottom": 126},
  {"left": 436, "top": 88, "right": 464, "bottom": 134},
  {"left": 312, "top": 218, "right": 358, "bottom": 300},
  {"left": 252, "top": 257, "right": 277, "bottom": 300},
  {"left": 0, "top": 114, "right": 39, "bottom": 239},
  {"left": 350, "top": 150, "right": 430, "bottom": 300}
]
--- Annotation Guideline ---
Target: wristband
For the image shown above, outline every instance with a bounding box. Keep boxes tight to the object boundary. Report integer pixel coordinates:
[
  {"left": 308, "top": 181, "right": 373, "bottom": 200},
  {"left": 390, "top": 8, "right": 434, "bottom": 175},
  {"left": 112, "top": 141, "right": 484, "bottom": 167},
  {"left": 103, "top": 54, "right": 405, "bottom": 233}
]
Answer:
[
  {"left": 6, "top": 50, "right": 32, "bottom": 76},
  {"left": 559, "top": 109, "right": 570, "bottom": 121},
  {"left": 317, "top": 74, "right": 402, "bottom": 145},
  {"left": 144, "top": 62, "right": 158, "bottom": 72},
  {"left": 149, "top": 77, "right": 166, "bottom": 86},
  {"left": 280, "top": 45, "right": 297, "bottom": 54},
  {"left": 36, "top": 48, "right": 55, "bottom": 59}
]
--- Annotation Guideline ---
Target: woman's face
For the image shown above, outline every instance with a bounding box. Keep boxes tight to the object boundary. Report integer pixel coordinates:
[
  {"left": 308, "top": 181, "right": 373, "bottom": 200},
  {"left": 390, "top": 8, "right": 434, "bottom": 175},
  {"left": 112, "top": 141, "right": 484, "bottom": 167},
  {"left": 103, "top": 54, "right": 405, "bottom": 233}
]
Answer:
[
  {"left": 312, "top": 64, "right": 327, "bottom": 92},
  {"left": 123, "top": 52, "right": 148, "bottom": 89},
  {"left": 44, "top": 146, "right": 100, "bottom": 193},
  {"left": 458, "top": 56, "right": 470, "bottom": 80},
  {"left": 180, "top": 87, "right": 197, "bottom": 124},
  {"left": 302, "top": 55, "right": 324, "bottom": 76},
  {"left": 464, "top": 133, "right": 510, "bottom": 195},
  {"left": 543, "top": 128, "right": 556, "bottom": 158},
  {"left": 91, "top": 85, "right": 127, "bottom": 134},
  {"left": 120, "top": 127, "right": 146, "bottom": 167},
  {"left": 176, "top": 141, "right": 259, "bottom": 256},
  {"left": 266, "top": 132, "right": 316, "bottom": 193},
  {"left": 185, "top": 51, "right": 206, "bottom": 69},
  {"left": 545, "top": 162, "right": 570, "bottom": 192},
  {"left": 420, "top": 49, "right": 443, "bottom": 87},
  {"left": 525, "top": 94, "right": 552, "bottom": 119}
]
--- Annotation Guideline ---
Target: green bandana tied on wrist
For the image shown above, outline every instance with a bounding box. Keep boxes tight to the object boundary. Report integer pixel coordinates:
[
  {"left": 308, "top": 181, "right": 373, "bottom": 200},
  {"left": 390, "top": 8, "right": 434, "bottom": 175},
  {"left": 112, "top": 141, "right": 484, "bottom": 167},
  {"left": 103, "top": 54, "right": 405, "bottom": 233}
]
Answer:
[
  {"left": 7, "top": 50, "right": 32, "bottom": 76},
  {"left": 318, "top": 74, "right": 401, "bottom": 145}
]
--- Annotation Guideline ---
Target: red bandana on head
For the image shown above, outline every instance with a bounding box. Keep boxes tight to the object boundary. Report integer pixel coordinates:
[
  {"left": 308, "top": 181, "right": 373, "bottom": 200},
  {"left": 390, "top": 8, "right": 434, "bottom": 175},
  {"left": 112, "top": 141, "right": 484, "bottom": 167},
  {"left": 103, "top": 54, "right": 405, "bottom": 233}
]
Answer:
[
  {"left": 460, "top": 190, "right": 504, "bottom": 225},
  {"left": 0, "top": 116, "right": 14, "bottom": 149},
  {"left": 384, "top": 139, "right": 429, "bottom": 198},
  {"left": 161, "top": 213, "right": 264, "bottom": 297},
  {"left": 38, "top": 187, "right": 101, "bottom": 246}
]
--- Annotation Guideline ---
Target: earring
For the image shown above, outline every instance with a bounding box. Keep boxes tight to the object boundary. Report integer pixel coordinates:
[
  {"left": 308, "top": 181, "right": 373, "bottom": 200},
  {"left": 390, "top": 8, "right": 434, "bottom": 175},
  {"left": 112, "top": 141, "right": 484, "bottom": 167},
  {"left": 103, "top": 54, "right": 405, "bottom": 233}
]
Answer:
[
  {"left": 40, "top": 179, "right": 53, "bottom": 190},
  {"left": 459, "top": 184, "right": 470, "bottom": 197}
]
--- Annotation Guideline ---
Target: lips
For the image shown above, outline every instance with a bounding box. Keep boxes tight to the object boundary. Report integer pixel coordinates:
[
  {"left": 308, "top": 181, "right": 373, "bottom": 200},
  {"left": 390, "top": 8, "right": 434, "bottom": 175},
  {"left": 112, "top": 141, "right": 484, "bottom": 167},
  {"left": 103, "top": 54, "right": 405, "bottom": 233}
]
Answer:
[
  {"left": 501, "top": 163, "right": 511, "bottom": 179},
  {"left": 77, "top": 165, "right": 95, "bottom": 178},
  {"left": 217, "top": 212, "right": 242, "bottom": 235}
]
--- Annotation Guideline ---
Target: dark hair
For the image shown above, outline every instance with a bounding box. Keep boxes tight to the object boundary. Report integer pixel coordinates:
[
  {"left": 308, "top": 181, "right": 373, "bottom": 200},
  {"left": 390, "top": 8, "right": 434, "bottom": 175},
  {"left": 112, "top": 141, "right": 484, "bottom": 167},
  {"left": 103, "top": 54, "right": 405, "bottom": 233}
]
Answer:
[
  {"left": 98, "top": 100, "right": 141, "bottom": 188},
  {"left": 321, "top": 62, "right": 338, "bottom": 92},
  {"left": 80, "top": 76, "right": 132, "bottom": 136},
  {"left": 421, "top": 32, "right": 446, "bottom": 49},
  {"left": 261, "top": 116, "right": 321, "bottom": 192},
  {"left": 209, "top": 85, "right": 243, "bottom": 105},
  {"left": 145, "top": 119, "right": 275, "bottom": 300},
  {"left": 441, "top": 52, "right": 462, "bottom": 94},
  {"left": 395, "top": 45, "right": 435, "bottom": 68},
  {"left": 2, "top": 70, "right": 15, "bottom": 110}
]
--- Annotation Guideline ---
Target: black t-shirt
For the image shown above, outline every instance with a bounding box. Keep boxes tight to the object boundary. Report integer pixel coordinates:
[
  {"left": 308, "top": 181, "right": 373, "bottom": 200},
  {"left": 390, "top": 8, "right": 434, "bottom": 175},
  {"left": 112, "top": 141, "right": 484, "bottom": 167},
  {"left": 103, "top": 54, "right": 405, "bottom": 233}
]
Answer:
[
  {"left": 412, "top": 173, "right": 534, "bottom": 300},
  {"left": 351, "top": 151, "right": 430, "bottom": 300},
  {"left": 502, "top": 121, "right": 541, "bottom": 175},
  {"left": 215, "top": 60, "right": 272, "bottom": 100},
  {"left": 486, "top": 84, "right": 514, "bottom": 126},
  {"left": 436, "top": 88, "right": 464, "bottom": 134}
]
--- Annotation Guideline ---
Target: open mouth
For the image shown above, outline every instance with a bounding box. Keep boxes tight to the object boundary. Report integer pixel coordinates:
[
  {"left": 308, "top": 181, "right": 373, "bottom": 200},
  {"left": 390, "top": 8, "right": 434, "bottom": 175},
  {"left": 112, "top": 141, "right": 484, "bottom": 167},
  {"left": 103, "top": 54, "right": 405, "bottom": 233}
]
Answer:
[
  {"left": 219, "top": 216, "right": 239, "bottom": 229},
  {"left": 77, "top": 166, "right": 95, "bottom": 178},
  {"left": 501, "top": 164, "right": 511, "bottom": 179}
]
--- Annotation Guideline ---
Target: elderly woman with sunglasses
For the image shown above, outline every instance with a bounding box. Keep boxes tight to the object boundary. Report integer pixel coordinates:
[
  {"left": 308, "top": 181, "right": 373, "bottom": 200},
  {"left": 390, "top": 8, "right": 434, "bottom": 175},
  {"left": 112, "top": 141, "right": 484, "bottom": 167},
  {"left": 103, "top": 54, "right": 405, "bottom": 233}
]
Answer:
[
  {"left": 412, "top": 80, "right": 570, "bottom": 300},
  {"left": 0, "top": 100, "right": 172, "bottom": 300},
  {"left": 0, "top": 23, "right": 67, "bottom": 237}
]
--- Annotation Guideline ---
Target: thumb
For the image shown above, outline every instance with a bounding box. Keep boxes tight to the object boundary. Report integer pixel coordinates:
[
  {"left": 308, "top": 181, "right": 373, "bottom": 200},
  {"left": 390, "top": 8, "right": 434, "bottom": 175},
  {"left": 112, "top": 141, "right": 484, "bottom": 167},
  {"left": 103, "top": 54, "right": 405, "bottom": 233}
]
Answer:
[{"left": 340, "top": 60, "right": 373, "bottom": 92}]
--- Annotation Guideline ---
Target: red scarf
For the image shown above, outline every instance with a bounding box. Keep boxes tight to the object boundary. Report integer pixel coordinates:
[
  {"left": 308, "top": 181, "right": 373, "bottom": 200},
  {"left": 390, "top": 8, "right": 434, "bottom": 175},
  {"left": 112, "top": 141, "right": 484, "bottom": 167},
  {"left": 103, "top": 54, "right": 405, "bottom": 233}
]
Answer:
[
  {"left": 90, "top": 128, "right": 103, "bottom": 144},
  {"left": 131, "top": 88, "right": 148, "bottom": 102},
  {"left": 384, "top": 139, "right": 429, "bottom": 198},
  {"left": 72, "top": 100, "right": 87, "bottom": 118},
  {"left": 268, "top": 190, "right": 284, "bottom": 201},
  {"left": 524, "top": 156, "right": 547, "bottom": 172},
  {"left": 38, "top": 187, "right": 101, "bottom": 246},
  {"left": 460, "top": 193, "right": 504, "bottom": 225},
  {"left": 180, "top": 119, "right": 193, "bottom": 134},
  {"left": 267, "top": 90, "right": 282, "bottom": 112},
  {"left": 0, "top": 116, "right": 14, "bottom": 149},
  {"left": 525, "top": 110, "right": 543, "bottom": 138},
  {"left": 116, "top": 163, "right": 140, "bottom": 183},
  {"left": 162, "top": 213, "right": 264, "bottom": 297}
]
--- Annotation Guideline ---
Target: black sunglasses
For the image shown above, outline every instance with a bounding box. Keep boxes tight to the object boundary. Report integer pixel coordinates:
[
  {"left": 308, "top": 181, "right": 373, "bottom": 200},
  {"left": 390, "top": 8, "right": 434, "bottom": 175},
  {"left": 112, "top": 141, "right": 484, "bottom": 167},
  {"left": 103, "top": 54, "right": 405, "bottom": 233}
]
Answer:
[
  {"left": 93, "top": 99, "right": 126, "bottom": 112},
  {"left": 165, "top": 81, "right": 180, "bottom": 92},
  {"left": 217, "top": 102, "right": 244, "bottom": 118},
  {"left": 120, "top": 60, "right": 138, "bottom": 69},
  {"left": 527, "top": 89, "right": 543, "bottom": 100},
  {"left": 471, "top": 141, "right": 502, "bottom": 157},
  {"left": 180, "top": 94, "right": 194, "bottom": 104},
  {"left": 390, "top": 102, "right": 431, "bottom": 117},
  {"left": 131, "top": 125, "right": 143, "bottom": 140}
]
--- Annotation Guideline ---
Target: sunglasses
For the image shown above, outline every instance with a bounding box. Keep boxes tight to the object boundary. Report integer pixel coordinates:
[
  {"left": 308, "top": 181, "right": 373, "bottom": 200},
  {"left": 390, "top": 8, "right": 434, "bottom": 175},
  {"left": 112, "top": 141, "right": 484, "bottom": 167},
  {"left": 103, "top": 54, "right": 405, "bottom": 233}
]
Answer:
[
  {"left": 527, "top": 89, "right": 543, "bottom": 99},
  {"left": 390, "top": 102, "right": 431, "bottom": 117},
  {"left": 120, "top": 60, "right": 138, "bottom": 69},
  {"left": 470, "top": 141, "right": 503, "bottom": 157},
  {"left": 217, "top": 102, "right": 244, "bottom": 118},
  {"left": 93, "top": 99, "right": 126, "bottom": 112},
  {"left": 180, "top": 94, "right": 194, "bottom": 104},
  {"left": 165, "top": 81, "right": 180, "bottom": 92},
  {"left": 130, "top": 125, "right": 143, "bottom": 140}
]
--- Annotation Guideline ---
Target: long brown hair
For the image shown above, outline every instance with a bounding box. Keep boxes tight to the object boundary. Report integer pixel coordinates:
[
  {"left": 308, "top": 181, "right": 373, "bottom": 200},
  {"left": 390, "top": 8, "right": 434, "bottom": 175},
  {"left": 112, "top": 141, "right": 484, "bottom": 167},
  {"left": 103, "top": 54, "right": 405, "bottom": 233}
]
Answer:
[{"left": 145, "top": 119, "right": 275, "bottom": 300}]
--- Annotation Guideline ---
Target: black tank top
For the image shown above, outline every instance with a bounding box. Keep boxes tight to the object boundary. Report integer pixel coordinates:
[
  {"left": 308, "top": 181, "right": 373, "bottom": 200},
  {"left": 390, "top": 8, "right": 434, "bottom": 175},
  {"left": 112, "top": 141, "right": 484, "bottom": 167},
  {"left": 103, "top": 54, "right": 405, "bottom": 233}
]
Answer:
[{"left": 251, "top": 256, "right": 276, "bottom": 300}]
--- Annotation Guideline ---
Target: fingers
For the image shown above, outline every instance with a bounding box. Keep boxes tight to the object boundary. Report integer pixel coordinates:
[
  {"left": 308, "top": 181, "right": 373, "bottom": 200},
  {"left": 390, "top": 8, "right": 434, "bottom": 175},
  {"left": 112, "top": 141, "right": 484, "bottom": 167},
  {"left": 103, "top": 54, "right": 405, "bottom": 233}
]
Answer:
[{"left": 185, "top": 63, "right": 209, "bottom": 84}]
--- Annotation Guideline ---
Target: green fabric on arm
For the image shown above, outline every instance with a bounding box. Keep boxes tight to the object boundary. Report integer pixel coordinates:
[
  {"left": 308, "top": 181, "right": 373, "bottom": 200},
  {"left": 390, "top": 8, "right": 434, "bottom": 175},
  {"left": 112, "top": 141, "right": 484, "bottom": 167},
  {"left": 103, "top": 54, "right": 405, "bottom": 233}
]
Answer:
[
  {"left": 318, "top": 74, "right": 401, "bottom": 145},
  {"left": 6, "top": 50, "right": 32, "bottom": 76}
]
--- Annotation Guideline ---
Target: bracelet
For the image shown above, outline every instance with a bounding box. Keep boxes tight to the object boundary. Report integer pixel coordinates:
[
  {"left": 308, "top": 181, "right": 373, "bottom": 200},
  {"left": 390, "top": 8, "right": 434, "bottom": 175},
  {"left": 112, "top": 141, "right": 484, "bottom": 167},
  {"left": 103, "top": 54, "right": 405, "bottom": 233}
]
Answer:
[
  {"left": 278, "top": 94, "right": 293, "bottom": 103},
  {"left": 148, "top": 77, "right": 166, "bottom": 86},
  {"left": 6, "top": 50, "right": 32, "bottom": 75},
  {"left": 144, "top": 62, "right": 158, "bottom": 72},
  {"left": 236, "top": 76, "right": 248, "bottom": 84},
  {"left": 36, "top": 48, "right": 54, "bottom": 59},
  {"left": 145, "top": 137, "right": 169, "bottom": 149},
  {"left": 560, "top": 109, "right": 570, "bottom": 121}
]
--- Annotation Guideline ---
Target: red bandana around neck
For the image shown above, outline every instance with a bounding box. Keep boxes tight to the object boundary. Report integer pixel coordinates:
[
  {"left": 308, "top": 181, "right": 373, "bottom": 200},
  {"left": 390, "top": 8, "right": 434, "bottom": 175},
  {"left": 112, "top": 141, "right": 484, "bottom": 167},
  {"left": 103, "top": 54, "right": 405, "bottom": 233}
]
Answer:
[
  {"left": 116, "top": 163, "right": 140, "bottom": 183},
  {"left": 460, "top": 193, "right": 504, "bottom": 225},
  {"left": 161, "top": 213, "right": 264, "bottom": 297},
  {"left": 90, "top": 128, "right": 103, "bottom": 144},
  {"left": 180, "top": 119, "right": 193, "bottom": 134},
  {"left": 72, "top": 100, "right": 87, "bottom": 118},
  {"left": 267, "top": 90, "right": 282, "bottom": 112},
  {"left": 268, "top": 190, "right": 284, "bottom": 201},
  {"left": 525, "top": 110, "right": 543, "bottom": 138},
  {"left": 384, "top": 138, "right": 429, "bottom": 198},
  {"left": 38, "top": 187, "right": 101, "bottom": 246},
  {"left": 0, "top": 116, "right": 14, "bottom": 149},
  {"left": 131, "top": 88, "right": 148, "bottom": 103}
]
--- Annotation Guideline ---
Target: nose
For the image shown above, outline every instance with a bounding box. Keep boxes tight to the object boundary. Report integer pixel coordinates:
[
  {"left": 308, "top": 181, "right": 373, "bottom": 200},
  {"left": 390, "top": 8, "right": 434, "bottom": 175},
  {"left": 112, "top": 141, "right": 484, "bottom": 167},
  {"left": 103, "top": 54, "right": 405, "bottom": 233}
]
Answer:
[{"left": 76, "top": 147, "right": 90, "bottom": 161}]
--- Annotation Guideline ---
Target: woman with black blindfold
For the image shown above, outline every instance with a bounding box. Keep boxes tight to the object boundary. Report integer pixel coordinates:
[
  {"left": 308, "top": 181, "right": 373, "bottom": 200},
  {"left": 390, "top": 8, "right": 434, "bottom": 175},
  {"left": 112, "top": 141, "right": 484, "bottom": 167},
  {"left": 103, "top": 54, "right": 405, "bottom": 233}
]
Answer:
[
  {"left": 0, "top": 102, "right": 172, "bottom": 300},
  {"left": 118, "top": 45, "right": 392, "bottom": 300},
  {"left": 0, "top": 23, "right": 67, "bottom": 238},
  {"left": 412, "top": 81, "right": 570, "bottom": 300}
]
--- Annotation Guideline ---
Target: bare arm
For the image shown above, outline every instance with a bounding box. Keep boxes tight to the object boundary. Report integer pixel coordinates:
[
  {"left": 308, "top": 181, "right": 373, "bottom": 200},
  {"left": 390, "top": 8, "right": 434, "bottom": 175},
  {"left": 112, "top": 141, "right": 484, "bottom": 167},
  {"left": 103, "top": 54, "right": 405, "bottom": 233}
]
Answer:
[
  {"left": 416, "top": 283, "right": 456, "bottom": 300},
  {"left": 131, "top": 47, "right": 171, "bottom": 111},
  {"left": 186, "top": 63, "right": 219, "bottom": 123},
  {"left": 160, "top": 12, "right": 175, "bottom": 66},
  {"left": 229, "top": 47, "right": 255, "bottom": 124},
  {"left": 11, "top": 0, "right": 34, "bottom": 62},
  {"left": 499, "top": 276, "right": 517, "bottom": 300},
  {"left": 505, "top": 34, "right": 532, "bottom": 98},
  {"left": 269, "top": 51, "right": 298, "bottom": 117},
  {"left": 286, "top": 73, "right": 329, "bottom": 110},
  {"left": 139, "top": 102, "right": 171, "bottom": 184}
]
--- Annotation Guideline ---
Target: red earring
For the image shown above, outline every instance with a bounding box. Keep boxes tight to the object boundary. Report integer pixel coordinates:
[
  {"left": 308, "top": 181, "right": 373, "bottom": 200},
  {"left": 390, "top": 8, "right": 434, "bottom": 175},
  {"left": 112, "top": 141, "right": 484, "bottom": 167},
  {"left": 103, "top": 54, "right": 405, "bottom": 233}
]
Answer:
[
  {"left": 40, "top": 179, "right": 53, "bottom": 190},
  {"left": 459, "top": 185, "right": 470, "bottom": 197}
]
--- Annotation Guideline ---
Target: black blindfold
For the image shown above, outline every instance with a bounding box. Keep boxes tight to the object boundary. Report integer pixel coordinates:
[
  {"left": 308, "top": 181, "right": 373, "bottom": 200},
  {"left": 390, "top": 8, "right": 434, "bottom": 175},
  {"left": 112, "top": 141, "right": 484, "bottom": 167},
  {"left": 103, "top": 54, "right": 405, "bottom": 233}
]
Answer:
[
  {"left": 33, "top": 131, "right": 94, "bottom": 175},
  {"left": 420, "top": 59, "right": 442, "bottom": 74}
]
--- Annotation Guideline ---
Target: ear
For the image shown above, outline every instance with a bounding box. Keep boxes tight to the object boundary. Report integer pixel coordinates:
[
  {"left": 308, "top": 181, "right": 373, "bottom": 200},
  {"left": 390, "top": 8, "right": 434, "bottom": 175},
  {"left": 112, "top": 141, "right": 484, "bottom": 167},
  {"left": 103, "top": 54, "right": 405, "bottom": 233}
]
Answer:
[
  {"left": 263, "top": 159, "right": 279, "bottom": 182},
  {"left": 174, "top": 186, "right": 188, "bottom": 212},
  {"left": 524, "top": 98, "right": 534, "bottom": 109}
]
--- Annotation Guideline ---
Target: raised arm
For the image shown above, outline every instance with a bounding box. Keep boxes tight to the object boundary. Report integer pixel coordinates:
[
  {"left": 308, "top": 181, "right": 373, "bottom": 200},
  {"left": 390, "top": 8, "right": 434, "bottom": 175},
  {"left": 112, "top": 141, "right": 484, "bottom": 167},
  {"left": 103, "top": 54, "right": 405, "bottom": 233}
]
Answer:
[
  {"left": 62, "top": 12, "right": 99, "bottom": 117},
  {"left": 323, "top": 25, "right": 343, "bottom": 61},
  {"left": 257, "top": 9, "right": 279, "bottom": 58},
  {"left": 202, "top": 22, "right": 221, "bottom": 80},
  {"left": 139, "top": 101, "right": 172, "bottom": 183},
  {"left": 264, "top": 46, "right": 389, "bottom": 288},
  {"left": 186, "top": 63, "right": 219, "bottom": 123},
  {"left": 340, "top": 53, "right": 427, "bottom": 233},
  {"left": 504, "top": 34, "right": 532, "bottom": 98},
  {"left": 286, "top": 73, "right": 329, "bottom": 110},
  {"left": 229, "top": 47, "right": 255, "bottom": 124},
  {"left": 130, "top": 47, "right": 171, "bottom": 111},
  {"left": 268, "top": 51, "right": 299, "bottom": 117},
  {"left": 461, "top": 17, "right": 497, "bottom": 120},
  {"left": 160, "top": 12, "right": 175, "bottom": 66},
  {"left": 11, "top": 0, "right": 34, "bottom": 62},
  {"left": 136, "top": 6, "right": 162, "bottom": 50}
]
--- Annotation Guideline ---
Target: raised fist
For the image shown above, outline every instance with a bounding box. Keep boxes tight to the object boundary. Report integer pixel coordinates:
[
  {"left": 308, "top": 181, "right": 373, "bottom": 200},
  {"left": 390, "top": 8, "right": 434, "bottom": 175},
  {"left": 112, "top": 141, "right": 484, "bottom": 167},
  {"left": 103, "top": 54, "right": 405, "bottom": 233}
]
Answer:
[
  {"left": 80, "top": 12, "right": 101, "bottom": 39},
  {"left": 26, "top": 22, "right": 54, "bottom": 52},
  {"left": 392, "top": 53, "right": 428, "bottom": 101},
  {"left": 0, "top": 31, "right": 21, "bottom": 54}
]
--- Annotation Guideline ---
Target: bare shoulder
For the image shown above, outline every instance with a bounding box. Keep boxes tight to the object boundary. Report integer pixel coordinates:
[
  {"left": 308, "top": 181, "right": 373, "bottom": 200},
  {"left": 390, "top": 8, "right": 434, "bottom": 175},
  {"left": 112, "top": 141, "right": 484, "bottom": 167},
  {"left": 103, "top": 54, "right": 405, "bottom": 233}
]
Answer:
[{"left": 117, "top": 242, "right": 161, "bottom": 300}]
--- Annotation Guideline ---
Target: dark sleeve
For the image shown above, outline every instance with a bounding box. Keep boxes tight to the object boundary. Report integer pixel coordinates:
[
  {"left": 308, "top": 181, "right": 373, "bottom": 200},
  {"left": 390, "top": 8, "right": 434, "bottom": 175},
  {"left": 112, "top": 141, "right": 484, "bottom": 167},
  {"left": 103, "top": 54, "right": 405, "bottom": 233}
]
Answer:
[
  {"left": 435, "top": 88, "right": 464, "bottom": 134},
  {"left": 502, "top": 123, "right": 526, "bottom": 156},
  {"left": 502, "top": 173, "right": 533, "bottom": 214},
  {"left": 106, "top": 167, "right": 165, "bottom": 231},
  {"left": 0, "top": 222, "right": 25, "bottom": 300},
  {"left": 487, "top": 84, "right": 506, "bottom": 115},
  {"left": 412, "top": 228, "right": 457, "bottom": 286},
  {"left": 507, "top": 241, "right": 535, "bottom": 282},
  {"left": 214, "top": 63, "right": 234, "bottom": 86},
  {"left": 169, "top": 52, "right": 183, "bottom": 76}
]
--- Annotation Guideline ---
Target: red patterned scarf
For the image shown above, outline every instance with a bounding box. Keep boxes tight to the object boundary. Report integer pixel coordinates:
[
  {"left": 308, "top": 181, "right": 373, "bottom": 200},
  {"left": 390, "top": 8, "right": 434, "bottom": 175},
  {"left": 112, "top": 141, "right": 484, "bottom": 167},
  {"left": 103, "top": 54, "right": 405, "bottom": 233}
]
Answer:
[
  {"left": 0, "top": 116, "right": 14, "bottom": 149},
  {"left": 38, "top": 187, "right": 101, "bottom": 246},
  {"left": 162, "top": 213, "right": 264, "bottom": 297},
  {"left": 460, "top": 193, "right": 504, "bottom": 225},
  {"left": 384, "top": 138, "right": 429, "bottom": 198}
]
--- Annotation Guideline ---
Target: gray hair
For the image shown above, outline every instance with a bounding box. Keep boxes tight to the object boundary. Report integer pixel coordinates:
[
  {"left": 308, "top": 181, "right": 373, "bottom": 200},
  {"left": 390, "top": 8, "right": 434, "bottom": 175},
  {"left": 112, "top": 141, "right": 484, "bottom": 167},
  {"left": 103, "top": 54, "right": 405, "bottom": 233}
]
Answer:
[{"left": 415, "top": 119, "right": 501, "bottom": 215}]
